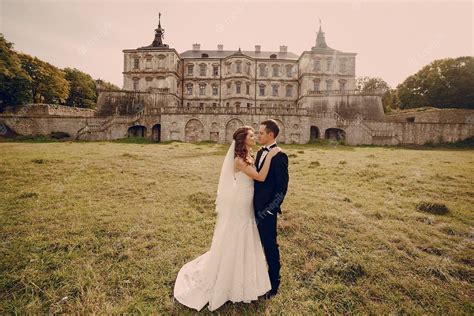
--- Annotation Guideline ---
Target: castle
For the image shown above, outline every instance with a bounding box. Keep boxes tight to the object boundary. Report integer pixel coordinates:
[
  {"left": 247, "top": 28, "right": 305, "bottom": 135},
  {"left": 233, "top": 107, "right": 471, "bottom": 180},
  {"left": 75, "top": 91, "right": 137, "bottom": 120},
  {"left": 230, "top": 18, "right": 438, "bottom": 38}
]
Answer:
[{"left": 1, "top": 14, "right": 473, "bottom": 145}]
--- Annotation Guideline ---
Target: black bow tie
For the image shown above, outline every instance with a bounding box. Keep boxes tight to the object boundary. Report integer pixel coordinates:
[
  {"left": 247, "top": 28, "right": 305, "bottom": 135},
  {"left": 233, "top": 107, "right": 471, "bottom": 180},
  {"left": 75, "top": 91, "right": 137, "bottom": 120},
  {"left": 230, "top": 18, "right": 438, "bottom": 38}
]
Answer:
[{"left": 262, "top": 144, "right": 277, "bottom": 152}]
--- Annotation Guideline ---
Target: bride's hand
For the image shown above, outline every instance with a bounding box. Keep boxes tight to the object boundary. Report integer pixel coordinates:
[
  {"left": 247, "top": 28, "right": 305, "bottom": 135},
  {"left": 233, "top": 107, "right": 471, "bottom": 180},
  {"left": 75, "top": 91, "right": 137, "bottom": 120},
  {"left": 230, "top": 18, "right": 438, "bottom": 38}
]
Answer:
[{"left": 267, "top": 147, "right": 282, "bottom": 158}]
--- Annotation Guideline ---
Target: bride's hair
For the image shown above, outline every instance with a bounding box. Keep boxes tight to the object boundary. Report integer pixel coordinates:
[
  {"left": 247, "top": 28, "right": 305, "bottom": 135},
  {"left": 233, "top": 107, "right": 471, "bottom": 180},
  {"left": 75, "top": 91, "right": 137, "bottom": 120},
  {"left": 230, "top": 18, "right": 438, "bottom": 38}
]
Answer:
[{"left": 233, "top": 126, "right": 254, "bottom": 166}]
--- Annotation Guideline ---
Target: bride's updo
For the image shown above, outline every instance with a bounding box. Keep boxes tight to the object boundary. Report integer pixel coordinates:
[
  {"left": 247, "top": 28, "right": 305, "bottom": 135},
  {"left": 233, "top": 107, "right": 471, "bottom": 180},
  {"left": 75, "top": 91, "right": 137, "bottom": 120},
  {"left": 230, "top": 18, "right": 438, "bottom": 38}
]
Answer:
[{"left": 233, "top": 126, "right": 254, "bottom": 166}]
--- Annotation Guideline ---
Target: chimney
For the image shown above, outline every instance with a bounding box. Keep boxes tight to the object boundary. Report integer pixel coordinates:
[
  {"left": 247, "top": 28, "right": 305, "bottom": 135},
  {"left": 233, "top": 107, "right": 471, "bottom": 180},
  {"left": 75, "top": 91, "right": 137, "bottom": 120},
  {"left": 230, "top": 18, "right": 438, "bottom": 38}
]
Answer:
[
  {"left": 255, "top": 45, "right": 261, "bottom": 53},
  {"left": 217, "top": 44, "right": 223, "bottom": 51},
  {"left": 279, "top": 45, "right": 287, "bottom": 53},
  {"left": 192, "top": 43, "right": 201, "bottom": 51}
]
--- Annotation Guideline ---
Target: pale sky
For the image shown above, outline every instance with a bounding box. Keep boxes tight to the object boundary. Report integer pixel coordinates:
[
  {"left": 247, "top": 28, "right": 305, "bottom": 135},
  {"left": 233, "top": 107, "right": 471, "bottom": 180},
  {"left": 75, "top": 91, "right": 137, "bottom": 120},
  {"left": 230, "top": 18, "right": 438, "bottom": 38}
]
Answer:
[{"left": 1, "top": 0, "right": 472, "bottom": 89}]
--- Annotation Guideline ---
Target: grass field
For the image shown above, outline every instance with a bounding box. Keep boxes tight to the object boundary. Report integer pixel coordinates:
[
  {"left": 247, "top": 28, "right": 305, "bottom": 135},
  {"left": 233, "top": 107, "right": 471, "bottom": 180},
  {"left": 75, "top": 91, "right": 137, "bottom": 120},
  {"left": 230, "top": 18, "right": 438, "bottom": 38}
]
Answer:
[{"left": 0, "top": 139, "right": 473, "bottom": 314}]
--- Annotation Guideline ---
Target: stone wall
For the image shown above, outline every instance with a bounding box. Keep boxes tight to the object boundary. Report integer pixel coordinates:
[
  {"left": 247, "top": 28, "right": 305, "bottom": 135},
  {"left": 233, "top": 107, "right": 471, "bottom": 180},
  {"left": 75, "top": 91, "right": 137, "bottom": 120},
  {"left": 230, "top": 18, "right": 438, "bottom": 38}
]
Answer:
[
  {"left": 302, "top": 95, "right": 385, "bottom": 121},
  {"left": 384, "top": 108, "right": 474, "bottom": 124},
  {"left": 365, "top": 121, "right": 474, "bottom": 145},
  {"left": 4, "top": 104, "right": 95, "bottom": 117},
  {"left": 0, "top": 116, "right": 89, "bottom": 137}
]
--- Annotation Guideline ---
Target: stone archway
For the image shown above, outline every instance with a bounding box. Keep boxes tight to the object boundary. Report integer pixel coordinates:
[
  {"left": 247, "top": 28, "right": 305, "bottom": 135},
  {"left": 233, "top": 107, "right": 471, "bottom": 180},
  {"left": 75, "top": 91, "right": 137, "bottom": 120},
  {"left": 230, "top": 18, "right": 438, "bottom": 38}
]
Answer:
[
  {"left": 152, "top": 124, "right": 161, "bottom": 142},
  {"left": 310, "top": 125, "right": 320, "bottom": 141},
  {"left": 185, "top": 119, "right": 204, "bottom": 142},
  {"left": 128, "top": 125, "right": 146, "bottom": 138},
  {"left": 225, "top": 118, "right": 244, "bottom": 143},
  {"left": 325, "top": 128, "right": 346, "bottom": 141}
]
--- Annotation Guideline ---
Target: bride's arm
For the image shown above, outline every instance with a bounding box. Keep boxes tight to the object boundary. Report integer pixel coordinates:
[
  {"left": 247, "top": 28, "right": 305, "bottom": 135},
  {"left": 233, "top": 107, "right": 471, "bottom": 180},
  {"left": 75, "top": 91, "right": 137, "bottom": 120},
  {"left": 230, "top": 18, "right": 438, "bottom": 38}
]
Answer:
[{"left": 235, "top": 147, "right": 281, "bottom": 182}]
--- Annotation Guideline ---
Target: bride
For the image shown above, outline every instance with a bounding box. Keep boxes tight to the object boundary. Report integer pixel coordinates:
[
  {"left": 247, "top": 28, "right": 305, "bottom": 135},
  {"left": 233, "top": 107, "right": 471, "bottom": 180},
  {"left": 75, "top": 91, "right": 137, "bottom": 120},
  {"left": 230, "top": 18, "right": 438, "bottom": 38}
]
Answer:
[{"left": 173, "top": 126, "right": 281, "bottom": 311}]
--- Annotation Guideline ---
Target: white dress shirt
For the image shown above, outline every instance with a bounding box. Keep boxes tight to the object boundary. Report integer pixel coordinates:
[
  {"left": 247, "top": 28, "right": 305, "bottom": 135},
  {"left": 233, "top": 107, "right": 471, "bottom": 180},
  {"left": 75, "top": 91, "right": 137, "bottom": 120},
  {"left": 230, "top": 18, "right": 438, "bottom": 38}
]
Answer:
[{"left": 258, "top": 141, "right": 277, "bottom": 169}]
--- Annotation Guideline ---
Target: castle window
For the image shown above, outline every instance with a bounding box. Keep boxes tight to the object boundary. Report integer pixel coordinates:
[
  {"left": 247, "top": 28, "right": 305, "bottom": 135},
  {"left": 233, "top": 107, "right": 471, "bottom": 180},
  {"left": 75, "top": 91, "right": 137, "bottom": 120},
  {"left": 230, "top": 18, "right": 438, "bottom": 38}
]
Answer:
[
  {"left": 313, "top": 79, "right": 320, "bottom": 91},
  {"left": 186, "top": 83, "right": 193, "bottom": 95},
  {"left": 201, "top": 53, "right": 209, "bottom": 58},
  {"left": 326, "top": 57, "right": 332, "bottom": 71},
  {"left": 187, "top": 64, "right": 194, "bottom": 75},
  {"left": 272, "top": 65, "right": 279, "bottom": 77},
  {"left": 339, "top": 59, "right": 346, "bottom": 73},
  {"left": 246, "top": 62, "right": 251, "bottom": 75},
  {"left": 213, "top": 65, "right": 219, "bottom": 76},
  {"left": 313, "top": 58, "right": 320, "bottom": 71},
  {"left": 339, "top": 79, "right": 346, "bottom": 91},
  {"left": 133, "top": 58, "right": 139, "bottom": 69},
  {"left": 133, "top": 78, "right": 139, "bottom": 90},
  {"left": 186, "top": 102, "right": 191, "bottom": 109},
  {"left": 199, "top": 64, "right": 207, "bottom": 76},
  {"left": 272, "top": 84, "right": 279, "bottom": 96},
  {"left": 247, "top": 102, "right": 251, "bottom": 108},
  {"left": 226, "top": 82, "right": 231, "bottom": 94},
  {"left": 259, "top": 64, "right": 266, "bottom": 77},
  {"left": 259, "top": 84, "right": 265, "bottom": 96},
  {"left": 326, "top": 79, "right": 333, "bottom": 91},
  {"left": 236, "top": 82, "right": 241, "bottom": 94},
  {"left": 226, "top": 102, "right": 230, "bottom": 107},
  {"left": 199, "top": 103, "right": 204, "bottom": 110},
  {"left": 212, "top": 84, "right": 218, "bottom": 96},
  {"left": 246, "top": 83, "right": 250, "bottom": 95},
  {"left": 270, "top": 54, "right": 277, "bottom": 59},
  {"left": 286, "top": 85, "right": 293, "bottom": 97},
  {"left": 146, "top": 77, "right": 153, "bottom": 89},
  {"left": 286, "top": 65, "right": 293, "bottom": 77},
  {"left": 212, "top": 102, "right": 217, "bottom": 108},
  {"left": 199, "top": 83, "right": 206, "bottom": 95},
  {"left": 145, "top": 57, "right": 152, "bottom": 69},
  {"left": 236, "top": 61, "right": 242, "bottom": 74}
]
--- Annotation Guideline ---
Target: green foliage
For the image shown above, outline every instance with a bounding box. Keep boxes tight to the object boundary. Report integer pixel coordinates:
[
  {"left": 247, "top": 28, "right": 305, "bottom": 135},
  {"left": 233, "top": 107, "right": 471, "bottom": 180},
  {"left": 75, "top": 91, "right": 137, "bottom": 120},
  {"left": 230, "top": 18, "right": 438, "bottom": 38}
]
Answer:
[
  {"left": 397, "top": 57, "right": 474, "bottom": 109},
  {"left": 18, "top": 53, "right": 70, "bottom": 104},
  {"left": 0, "top": 34, "right": 32, "bottom": 111},
  {"left": 64, "top": 68, "right": 97, "bottom": 108},
  {"left": 356, "top": 76, "right": 390, "bottom": 94},
  {"left": 0, "top": 34, "right": 119, "bottom": 111}
]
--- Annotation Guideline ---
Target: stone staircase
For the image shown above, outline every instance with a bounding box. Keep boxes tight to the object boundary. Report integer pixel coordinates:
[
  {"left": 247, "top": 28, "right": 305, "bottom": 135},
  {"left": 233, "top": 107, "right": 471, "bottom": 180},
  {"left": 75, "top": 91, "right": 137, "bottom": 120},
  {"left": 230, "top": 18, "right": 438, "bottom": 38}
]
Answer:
[
  {"left": 321, "top": 111, "right": 401, "bottom": 143},
  {"left": 76, "top": 110, "right": 144, "bottom": 140}
]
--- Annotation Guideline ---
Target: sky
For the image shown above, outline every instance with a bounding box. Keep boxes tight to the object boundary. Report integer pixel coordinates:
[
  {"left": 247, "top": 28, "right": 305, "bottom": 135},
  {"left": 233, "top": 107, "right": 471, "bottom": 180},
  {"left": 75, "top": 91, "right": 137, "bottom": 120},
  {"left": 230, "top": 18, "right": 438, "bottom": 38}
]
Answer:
[{"left": 1, "top": 0, "right": 472, "bottom": 89}]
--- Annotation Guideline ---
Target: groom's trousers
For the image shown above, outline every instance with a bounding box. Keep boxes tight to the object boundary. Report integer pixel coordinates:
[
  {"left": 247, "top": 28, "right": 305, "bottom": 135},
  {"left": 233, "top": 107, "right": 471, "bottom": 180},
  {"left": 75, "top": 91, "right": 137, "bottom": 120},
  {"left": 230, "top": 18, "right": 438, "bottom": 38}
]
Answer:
[{"left": 256, "top": 211, "right": 281, "bottom": 293}]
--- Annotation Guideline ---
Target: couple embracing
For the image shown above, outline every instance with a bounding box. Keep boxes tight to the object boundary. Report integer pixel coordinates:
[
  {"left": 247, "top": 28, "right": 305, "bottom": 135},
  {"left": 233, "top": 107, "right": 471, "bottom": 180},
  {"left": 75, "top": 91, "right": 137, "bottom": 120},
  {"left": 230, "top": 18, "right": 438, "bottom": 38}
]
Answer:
[{"left": 174, "top": 119, "right": 289, "bottom": 311}]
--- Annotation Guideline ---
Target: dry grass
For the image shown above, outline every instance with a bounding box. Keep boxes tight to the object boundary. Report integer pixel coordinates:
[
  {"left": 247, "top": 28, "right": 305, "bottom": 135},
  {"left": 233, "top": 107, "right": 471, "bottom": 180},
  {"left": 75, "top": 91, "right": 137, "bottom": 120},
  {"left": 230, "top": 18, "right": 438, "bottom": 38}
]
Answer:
[{"left": 0, "top": 141, "right": 473, "bottom": 314}]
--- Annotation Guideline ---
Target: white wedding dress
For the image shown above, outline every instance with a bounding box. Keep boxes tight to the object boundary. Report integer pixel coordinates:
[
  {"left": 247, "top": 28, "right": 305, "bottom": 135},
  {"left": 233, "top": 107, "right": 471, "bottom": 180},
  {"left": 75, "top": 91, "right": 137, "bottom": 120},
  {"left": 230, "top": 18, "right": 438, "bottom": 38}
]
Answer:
[{"left": 173, "top": 141, "right": 271, "bottom": 311}]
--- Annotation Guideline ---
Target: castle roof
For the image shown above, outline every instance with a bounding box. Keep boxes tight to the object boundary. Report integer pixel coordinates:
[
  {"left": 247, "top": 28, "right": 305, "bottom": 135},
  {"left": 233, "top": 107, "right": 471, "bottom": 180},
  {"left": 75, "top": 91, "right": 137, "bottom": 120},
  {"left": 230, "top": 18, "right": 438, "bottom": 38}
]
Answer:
[{"left": 179, "top": 50, "right": 299, "bottom": 60}]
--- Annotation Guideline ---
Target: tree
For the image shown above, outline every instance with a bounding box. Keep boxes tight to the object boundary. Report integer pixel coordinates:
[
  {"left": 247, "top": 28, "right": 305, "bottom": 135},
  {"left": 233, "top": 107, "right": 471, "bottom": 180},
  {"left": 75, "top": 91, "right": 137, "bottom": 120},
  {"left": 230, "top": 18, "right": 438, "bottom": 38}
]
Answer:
[
  {"left": 355, "top": 76, "right": 390, "bottom": 94},
  {"left": 397, "top": 57, "right": 474, "bottom": 109},
  {"left": 64, "top": 67, "right": 97, "bottom": 108},
  {"left": 18, "top": 53, "right": 69, "bottom": 104},
  {"left": 0, "top": 34, "right": 32, "bottom": 111},
  {"left": 356, "top": 76, "right": 394, "bottom": 112}
]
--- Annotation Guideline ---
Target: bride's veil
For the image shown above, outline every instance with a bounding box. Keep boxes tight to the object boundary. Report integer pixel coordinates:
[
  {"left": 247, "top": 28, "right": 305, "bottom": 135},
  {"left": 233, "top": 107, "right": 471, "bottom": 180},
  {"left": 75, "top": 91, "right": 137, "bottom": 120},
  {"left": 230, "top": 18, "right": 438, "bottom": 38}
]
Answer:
[{"left": 214, "top": 140, "right": 236, "bottom": 215}]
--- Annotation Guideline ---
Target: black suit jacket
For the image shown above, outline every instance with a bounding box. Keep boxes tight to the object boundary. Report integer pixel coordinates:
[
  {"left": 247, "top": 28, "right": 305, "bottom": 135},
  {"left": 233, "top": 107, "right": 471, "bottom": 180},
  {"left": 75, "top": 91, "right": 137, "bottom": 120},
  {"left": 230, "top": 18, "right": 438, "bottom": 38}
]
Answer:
[{"left": 253, "top": 147, "right": 289, "bottom": 216}]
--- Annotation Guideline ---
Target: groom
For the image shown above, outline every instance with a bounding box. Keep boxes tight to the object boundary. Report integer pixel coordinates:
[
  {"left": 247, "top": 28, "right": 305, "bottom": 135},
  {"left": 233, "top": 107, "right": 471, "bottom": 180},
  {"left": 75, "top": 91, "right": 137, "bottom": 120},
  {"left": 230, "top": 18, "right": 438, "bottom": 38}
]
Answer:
[{"left": 253, "top": 119, "right": 289, "bottom": 299}]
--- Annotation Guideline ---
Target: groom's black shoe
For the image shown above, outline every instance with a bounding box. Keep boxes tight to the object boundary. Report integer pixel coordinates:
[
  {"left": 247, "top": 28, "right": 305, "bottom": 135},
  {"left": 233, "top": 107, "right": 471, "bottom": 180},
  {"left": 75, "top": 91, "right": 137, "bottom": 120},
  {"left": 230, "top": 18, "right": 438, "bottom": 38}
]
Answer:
[{"left": 262, "top": 290, "right": 278, "bottom": 300}]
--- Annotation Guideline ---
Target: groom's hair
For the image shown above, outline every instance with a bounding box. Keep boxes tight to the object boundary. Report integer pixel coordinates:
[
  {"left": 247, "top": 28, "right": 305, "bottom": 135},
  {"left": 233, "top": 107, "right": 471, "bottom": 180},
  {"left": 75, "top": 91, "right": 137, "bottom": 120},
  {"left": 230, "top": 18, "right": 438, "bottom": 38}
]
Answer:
[{"left": 261, "top": 119, "right": 280, "bottom": 138}]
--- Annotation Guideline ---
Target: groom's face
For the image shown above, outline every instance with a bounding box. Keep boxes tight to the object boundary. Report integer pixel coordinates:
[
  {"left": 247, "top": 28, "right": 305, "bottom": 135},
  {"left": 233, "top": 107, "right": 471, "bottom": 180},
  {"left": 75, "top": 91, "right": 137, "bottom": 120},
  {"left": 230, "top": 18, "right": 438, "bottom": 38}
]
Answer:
[{"left": 258, "top": 124, "right": 273, "bottom": 146}]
